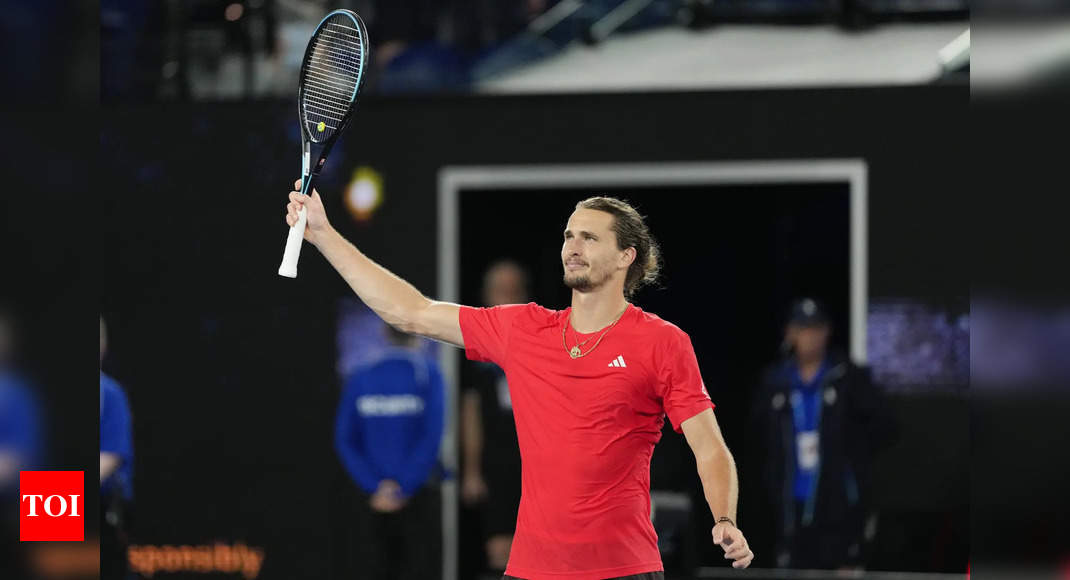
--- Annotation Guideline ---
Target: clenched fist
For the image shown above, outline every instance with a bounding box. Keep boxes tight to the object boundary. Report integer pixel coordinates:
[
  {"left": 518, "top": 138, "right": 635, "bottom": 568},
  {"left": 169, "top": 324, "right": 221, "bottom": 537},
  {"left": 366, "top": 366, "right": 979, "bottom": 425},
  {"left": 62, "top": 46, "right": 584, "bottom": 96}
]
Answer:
[{"left": 284, "top": 179, "right": 332, "bottom": 246}]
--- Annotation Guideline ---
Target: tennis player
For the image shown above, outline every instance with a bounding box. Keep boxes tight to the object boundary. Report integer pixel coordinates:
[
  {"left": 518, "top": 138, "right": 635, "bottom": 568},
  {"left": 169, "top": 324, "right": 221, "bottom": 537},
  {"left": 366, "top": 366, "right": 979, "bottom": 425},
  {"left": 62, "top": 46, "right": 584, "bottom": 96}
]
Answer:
[{"left": 285, "top": 185, "right": 754, "bottom": 579}]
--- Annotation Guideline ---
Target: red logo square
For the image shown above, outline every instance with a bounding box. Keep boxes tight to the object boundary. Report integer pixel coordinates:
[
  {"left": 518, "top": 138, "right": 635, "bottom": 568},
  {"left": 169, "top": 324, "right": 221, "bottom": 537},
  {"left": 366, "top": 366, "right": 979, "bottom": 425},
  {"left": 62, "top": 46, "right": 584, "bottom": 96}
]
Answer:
[{"left": 20, "top": 471, "right": 84, "bottom": 541}]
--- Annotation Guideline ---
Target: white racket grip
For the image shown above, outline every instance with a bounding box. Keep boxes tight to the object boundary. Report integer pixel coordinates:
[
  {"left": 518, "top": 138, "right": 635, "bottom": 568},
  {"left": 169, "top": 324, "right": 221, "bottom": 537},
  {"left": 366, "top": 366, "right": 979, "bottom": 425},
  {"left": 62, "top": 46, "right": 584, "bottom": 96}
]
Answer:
[{"left": 278, "top": 206, "right": 307, "bottom": 278}]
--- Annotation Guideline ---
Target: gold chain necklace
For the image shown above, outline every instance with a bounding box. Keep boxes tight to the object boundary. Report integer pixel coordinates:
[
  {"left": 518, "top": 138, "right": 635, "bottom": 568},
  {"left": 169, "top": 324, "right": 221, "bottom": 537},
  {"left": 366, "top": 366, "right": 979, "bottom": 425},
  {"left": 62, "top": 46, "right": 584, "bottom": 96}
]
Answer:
[{"left": 562, "top": 305, "right": 628, "bottom": 359}]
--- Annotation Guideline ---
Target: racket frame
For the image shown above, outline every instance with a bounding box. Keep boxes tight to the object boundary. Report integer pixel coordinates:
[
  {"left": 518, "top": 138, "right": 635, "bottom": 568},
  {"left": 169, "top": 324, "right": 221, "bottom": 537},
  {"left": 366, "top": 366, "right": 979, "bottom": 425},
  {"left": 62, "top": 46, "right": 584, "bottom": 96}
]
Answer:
[
  {"left": 280, "top": 9, "right": 369, "bottom": 278},
  {"left": 296, "top": 9, "right": 368, "bottom": 197}
]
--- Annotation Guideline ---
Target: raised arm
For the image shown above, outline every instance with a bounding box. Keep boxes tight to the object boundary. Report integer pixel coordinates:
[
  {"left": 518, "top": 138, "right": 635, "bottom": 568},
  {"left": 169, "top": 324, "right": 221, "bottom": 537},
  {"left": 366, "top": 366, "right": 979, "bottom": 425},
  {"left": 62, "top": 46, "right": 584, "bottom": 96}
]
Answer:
[{"left": 285, "top": 182, "right": 463, "bottom": 347}]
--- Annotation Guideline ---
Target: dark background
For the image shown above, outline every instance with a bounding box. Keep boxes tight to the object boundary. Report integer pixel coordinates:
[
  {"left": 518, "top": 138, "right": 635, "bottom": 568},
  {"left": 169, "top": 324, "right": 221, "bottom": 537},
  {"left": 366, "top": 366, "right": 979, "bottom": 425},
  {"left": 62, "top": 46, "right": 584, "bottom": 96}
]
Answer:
[
  {"left": 99, "top": 85, "right": 968, "bottom": 578},
  {"left": 1, "top": 112, "right": 100, "bottom": 578}
]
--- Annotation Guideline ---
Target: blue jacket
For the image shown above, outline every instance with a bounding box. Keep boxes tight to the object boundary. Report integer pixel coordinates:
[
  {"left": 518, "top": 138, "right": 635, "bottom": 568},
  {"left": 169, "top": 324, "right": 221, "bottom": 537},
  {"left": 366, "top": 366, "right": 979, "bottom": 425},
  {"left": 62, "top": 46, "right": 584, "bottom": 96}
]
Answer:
[
  {"left": 0, "top": 371, "right": 41, "bottom": 495},
  {"left": 335, "top": 348, "right": 445, "bottom": 497},
  {"left": 100, "top": 372, "right": 134, "bottom": 501}
]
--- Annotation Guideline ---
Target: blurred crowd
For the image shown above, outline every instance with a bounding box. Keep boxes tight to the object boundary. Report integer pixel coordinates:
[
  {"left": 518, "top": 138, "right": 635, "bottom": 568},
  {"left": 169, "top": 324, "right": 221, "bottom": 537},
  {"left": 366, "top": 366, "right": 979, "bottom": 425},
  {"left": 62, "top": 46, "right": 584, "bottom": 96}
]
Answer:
[
  {"left": 100, "top": 0, "right": 968, "bottom": 100},
  {"left": 101, "top": 0, "right": 564, "bottom": 100}
]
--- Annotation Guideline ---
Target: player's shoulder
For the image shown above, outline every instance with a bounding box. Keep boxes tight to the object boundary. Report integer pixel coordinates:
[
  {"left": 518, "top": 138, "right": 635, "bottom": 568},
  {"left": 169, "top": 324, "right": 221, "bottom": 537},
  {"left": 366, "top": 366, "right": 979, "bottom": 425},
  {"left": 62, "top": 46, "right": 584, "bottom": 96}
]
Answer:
[
  {"left": 506, "top": 302, "right": 566, "bottom": 328},
  {"left": 631, "top": 305, "right": 691, "bottom": 342}
]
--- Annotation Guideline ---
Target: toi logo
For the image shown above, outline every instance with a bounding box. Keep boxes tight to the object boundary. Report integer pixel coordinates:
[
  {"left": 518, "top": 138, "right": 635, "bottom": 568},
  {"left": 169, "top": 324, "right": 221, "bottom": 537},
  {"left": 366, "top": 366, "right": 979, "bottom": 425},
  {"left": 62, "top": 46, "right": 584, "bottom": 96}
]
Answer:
[{"left": 20, "top": 471, "right": 84, "bottom": 541}]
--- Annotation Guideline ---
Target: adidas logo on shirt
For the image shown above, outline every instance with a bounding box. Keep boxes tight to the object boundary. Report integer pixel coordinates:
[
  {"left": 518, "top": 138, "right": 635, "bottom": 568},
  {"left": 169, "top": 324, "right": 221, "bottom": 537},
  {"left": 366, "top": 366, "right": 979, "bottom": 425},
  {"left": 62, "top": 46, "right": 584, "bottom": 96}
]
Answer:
[{"left": 607, "top": 355, "right": 627, "bottom": 368}]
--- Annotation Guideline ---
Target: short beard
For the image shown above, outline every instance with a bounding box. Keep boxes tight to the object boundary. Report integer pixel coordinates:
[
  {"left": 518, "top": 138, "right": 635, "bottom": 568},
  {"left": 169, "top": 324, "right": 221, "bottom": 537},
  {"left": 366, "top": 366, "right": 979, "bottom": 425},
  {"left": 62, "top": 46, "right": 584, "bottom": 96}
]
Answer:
[{"left": 564, "top": 272, "right": 594, "bottom": 292}]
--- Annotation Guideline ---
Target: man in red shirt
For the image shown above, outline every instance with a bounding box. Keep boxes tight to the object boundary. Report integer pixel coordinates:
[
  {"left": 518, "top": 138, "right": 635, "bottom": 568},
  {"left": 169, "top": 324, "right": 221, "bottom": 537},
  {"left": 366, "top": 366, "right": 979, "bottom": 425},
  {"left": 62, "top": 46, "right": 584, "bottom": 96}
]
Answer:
[{"left": 285, "top": 184, "right": 754, "bottom": 579}]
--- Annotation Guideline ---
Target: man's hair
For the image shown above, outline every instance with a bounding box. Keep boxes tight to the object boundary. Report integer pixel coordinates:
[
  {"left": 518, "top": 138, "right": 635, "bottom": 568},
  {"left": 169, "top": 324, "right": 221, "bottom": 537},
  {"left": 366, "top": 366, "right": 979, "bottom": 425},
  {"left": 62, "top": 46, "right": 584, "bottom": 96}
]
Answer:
[{"left": 575, "top": 197, "right": 661, "bottom": 298}]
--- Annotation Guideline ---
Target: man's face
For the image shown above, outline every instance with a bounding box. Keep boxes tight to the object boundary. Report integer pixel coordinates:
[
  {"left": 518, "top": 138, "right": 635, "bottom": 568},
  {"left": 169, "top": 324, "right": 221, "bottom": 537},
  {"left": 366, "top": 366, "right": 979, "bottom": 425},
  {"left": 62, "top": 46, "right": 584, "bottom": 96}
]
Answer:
[
  {"left": 787, "top": 323, "right": 830, "bottom": 361},
  {"left": 484, "top": 265, "right": 527, "bottom": 307},
  {"left": 561, "top": 209, "right": 630, "bottom": 292}
]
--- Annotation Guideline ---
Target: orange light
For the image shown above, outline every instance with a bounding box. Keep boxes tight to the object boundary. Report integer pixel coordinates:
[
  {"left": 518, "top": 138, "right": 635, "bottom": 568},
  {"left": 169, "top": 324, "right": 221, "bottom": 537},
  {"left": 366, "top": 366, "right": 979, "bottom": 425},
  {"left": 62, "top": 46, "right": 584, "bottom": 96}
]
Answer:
[{"left": 344, "top": 167, "right": 385, "bottom": 223}]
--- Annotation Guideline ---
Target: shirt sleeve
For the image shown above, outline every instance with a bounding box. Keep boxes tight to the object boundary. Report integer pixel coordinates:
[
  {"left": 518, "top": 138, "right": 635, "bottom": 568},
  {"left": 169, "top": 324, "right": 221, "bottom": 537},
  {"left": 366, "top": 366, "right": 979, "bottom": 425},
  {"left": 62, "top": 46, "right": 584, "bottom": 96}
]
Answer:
[
  {"left": 458, "top": 303, "right": 532, "bottom": 366},
  {"left": 655, "top": 327, "right": 715, "bottom": 433}
]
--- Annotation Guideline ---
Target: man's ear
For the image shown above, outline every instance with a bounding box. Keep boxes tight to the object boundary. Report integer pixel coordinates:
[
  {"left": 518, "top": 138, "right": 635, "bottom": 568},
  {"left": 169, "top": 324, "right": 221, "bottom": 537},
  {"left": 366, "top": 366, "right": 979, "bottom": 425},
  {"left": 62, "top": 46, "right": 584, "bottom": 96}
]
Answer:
[{"left": 620, "top": 247, "right": 637, "bottom": 269}]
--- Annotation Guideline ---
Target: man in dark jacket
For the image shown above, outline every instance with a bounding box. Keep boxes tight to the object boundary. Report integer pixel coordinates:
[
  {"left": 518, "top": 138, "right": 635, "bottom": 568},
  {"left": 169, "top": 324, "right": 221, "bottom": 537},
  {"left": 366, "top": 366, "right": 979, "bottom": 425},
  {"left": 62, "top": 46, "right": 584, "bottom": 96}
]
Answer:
[{"left": 751, "top": 298, "right": 896, "bottom": 570}]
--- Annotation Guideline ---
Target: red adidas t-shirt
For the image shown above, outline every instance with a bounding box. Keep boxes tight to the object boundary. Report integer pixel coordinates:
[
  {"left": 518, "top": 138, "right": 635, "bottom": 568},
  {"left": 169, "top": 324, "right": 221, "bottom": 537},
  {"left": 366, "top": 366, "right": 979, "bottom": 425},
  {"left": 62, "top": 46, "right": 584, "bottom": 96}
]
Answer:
[{"left": 459, "top": 302, "right": 715, "bottom": 579}]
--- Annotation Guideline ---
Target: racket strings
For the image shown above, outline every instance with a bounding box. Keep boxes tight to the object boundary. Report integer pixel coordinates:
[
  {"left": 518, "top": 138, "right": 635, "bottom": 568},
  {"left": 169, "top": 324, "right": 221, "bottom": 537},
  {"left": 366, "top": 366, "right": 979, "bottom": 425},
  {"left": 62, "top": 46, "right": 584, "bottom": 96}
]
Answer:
[{"left": 300, "top": 15, "right": 365, "bottom": 141}]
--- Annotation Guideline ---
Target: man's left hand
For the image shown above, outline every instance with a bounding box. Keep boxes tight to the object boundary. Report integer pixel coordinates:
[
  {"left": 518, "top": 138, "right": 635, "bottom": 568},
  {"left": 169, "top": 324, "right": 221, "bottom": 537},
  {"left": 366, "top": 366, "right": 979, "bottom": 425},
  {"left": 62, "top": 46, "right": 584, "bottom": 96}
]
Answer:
[
  {"left": 713, "top": 522, "right": 754, "bottom": 569},
  {"left": 370, "top": 479, "right": 407, "bottom": 513}
]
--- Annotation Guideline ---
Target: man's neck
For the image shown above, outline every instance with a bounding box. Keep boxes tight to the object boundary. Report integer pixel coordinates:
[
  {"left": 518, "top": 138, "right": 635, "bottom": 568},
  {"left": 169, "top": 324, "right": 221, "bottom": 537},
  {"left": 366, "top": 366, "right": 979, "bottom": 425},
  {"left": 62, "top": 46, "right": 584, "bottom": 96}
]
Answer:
[
  {"left": 569, "top": 286, "right": 629, "bottom": 334},
  {"left": 796, "top": 355, "right": 825, "bottom": 383}
]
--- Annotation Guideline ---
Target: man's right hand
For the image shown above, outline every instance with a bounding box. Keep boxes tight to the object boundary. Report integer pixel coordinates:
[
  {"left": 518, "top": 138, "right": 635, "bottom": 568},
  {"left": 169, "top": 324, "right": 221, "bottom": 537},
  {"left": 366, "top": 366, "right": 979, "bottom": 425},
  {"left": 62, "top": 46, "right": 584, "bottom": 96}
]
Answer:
[{"left": 286, "top": 179, "right": 332, "bottom": 247}]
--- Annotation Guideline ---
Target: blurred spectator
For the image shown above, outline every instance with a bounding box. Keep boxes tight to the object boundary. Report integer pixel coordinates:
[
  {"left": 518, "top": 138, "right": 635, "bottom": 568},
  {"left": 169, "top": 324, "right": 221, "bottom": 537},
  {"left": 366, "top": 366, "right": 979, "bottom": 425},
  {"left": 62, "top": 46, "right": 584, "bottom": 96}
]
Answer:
[
  {"left": 334, "top": 324, "right": 445, "bottom": 580},
  {"left": 450, "top": 0, "right": 548, "bottom": 54},
  {"left": 460, "top": 260, "right": 529, "bottom": 574},
  {"left": 0, "top": 308, "right": 41, "bottom": 578},
  {"left": 100, "top": 317, "right": 134, "bottom": 580},
  {"left": 0, "top": 309, "right": 41, "bottom": 493},
  {"left": 750, "top": 298, "right": 896, "bottom": 570},
  {"left": 356, "top": 0, "right": 459, "bottom": 93},
  {"left": 362, "top": 0, "right": 553, "bottom": 92},
  {"left": 369, "top": 0, "right": 441, "bottom": 66},
  {"left": 0, "top": 0, "right": 96, "bottom": 102},
  {"left": 101, "top": 0, "right": 166, "bottom": 100}
]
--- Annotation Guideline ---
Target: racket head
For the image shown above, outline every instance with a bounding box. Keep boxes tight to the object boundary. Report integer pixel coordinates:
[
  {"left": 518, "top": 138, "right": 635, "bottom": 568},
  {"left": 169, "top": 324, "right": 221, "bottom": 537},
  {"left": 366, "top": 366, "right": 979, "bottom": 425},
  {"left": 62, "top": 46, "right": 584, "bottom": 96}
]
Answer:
[{"left": 297, "top": 10, "right": 369, "bottom": 145}]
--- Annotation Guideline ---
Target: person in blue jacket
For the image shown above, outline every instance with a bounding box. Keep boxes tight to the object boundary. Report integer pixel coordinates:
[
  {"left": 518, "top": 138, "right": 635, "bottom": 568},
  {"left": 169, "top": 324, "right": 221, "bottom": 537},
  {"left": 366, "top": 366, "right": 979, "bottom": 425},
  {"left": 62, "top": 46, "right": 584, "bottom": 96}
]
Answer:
[
  {"left": 100, "top": 317, "right": 134, "bottom": 580},
  {"left": 0, "top": 313, "right": 40, "bottom": 496},
  {"left": 335, "top": 323, "right": 445, "bottom": 580},
  {"left": 0, "top": 308, "right": 41, "bottom": 579}
]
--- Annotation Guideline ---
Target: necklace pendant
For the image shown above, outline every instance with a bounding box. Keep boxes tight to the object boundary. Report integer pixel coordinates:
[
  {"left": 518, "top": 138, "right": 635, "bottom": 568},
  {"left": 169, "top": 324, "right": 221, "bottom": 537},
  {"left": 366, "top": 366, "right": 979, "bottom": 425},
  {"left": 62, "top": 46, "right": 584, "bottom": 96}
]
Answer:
[{"left": 570, "top": 346, "right": 582, "bottom": 359}]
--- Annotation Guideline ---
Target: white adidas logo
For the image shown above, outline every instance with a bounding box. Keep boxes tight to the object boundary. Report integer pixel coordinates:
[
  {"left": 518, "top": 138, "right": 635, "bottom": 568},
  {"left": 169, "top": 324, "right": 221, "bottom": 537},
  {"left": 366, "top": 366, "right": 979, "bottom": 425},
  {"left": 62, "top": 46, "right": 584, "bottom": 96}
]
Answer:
[{"left": 607, "top": 355, "right": 627, "bottom": 368}]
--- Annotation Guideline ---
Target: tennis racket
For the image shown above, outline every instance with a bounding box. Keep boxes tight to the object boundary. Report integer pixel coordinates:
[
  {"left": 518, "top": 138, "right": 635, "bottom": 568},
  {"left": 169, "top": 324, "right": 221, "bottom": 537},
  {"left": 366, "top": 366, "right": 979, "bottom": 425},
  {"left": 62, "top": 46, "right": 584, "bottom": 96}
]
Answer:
[{"left": 278, "top": 9, "right": 370, "bottom": 278}]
